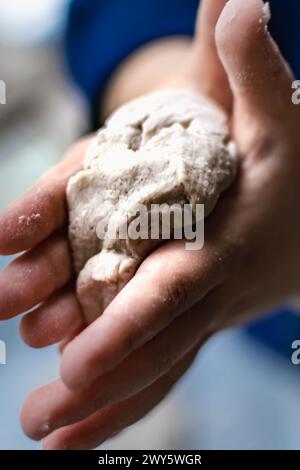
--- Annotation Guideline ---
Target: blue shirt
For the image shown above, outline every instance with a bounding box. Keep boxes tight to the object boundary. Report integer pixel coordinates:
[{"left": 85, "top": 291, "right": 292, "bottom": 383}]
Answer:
[{"left": 65, "top": 0, "right": 300, "bottom": 358}]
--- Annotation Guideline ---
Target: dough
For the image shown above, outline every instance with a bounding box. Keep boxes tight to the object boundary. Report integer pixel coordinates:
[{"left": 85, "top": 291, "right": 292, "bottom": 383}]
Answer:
[{"left": 67, "top": 90, "right": 237, "bottom": 323}]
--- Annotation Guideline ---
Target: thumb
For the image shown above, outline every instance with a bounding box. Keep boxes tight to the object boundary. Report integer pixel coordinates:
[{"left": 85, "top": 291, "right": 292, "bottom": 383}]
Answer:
[
  {"left": 215, "top": 0, "right": 296, "bottom": 126},
  {"left": 192, "top": 0, "right": 232, "bottom": 110}
]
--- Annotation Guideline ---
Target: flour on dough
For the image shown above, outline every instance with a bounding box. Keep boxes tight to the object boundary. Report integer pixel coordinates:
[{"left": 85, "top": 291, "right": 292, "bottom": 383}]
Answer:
[{"left": 67, "top": 90, "right": 237, "bottom": 323}]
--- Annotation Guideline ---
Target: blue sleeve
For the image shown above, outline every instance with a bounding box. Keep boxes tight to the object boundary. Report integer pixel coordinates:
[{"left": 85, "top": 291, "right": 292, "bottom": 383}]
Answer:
[
  {"left": 268, "top": 0, "right": 300, "bottom": 77},
  {"left": 65, "top": 0, "right": 300, "bottom": 106},
  {"left": 65, "top": 0, "right": 198, "bottom": 104},
  {"left": 66, "top": 0, "right": 300, "bottom": 102}
]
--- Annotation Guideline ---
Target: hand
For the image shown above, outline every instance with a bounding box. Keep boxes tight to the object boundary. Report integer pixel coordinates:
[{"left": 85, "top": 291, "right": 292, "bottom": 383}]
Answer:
[{"left": 1, "top": 0, "right": 300, "bottom": 449}]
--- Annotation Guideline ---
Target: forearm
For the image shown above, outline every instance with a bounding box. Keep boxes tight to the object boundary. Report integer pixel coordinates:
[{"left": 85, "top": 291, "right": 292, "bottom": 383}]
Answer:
[{"left": 100, "top": 36, "right": 194, "bottom": 121}]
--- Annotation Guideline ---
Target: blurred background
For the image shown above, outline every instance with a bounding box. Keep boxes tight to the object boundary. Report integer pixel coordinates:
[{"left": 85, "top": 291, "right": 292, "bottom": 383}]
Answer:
[{"left": 0, "top": 0, "right": 300, "bottom": 451}]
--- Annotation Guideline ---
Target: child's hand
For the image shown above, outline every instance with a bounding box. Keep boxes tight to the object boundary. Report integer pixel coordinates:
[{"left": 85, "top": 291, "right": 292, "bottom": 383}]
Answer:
[{"left": 1, "top": 0, "right": 300, "bottom": 449}]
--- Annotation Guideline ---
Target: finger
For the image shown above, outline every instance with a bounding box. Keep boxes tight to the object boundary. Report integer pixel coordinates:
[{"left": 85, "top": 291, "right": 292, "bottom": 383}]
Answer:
[
  {"left": 20, "top": 287, "right": 84, "bottom": 348},
  {"left": 42, "top": 348, "right": 198, "bottom": 450},
  {"left": 61, "top": 239, "right": 225, "bottom": 390},
  {"left": 58, "top": 324, "right": 86, "bottom": 354},
  {"left": 0, "top": 232, "right": 72, "bottom": 320},
  {"left": 21, "top": 289, "right": 217, "bottom": 440},
  {"left": 0, "top": 138, "right": 89, "bottom": 256},
  {"left": 215, "top": 0, "right": 296, "bottom": 123},
  {"left": 193, "top": 0, "right": 232, "bottom": 110}
]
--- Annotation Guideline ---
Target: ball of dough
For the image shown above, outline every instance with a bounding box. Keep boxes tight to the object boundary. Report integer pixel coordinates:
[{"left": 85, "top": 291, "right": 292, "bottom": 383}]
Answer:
[{"left": 67, "top": 90, "right": 237, "bottom": 323}]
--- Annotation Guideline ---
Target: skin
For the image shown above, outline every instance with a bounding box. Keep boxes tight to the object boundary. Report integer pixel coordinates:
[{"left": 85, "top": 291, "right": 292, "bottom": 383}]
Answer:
[{"left": 0, "top": 0, "right": 300, "bottom": 449}]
